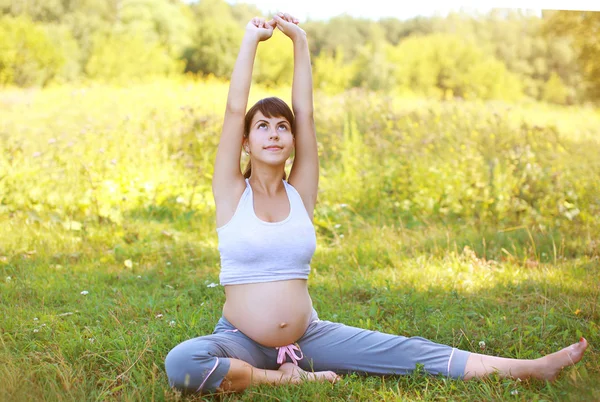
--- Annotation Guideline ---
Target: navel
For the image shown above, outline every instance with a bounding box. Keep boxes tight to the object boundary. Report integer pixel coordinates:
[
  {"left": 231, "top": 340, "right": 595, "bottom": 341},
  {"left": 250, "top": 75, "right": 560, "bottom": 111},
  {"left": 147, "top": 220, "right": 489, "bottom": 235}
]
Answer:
[{"left": 279, "top": 322, "right": 288, "bottom": 328}]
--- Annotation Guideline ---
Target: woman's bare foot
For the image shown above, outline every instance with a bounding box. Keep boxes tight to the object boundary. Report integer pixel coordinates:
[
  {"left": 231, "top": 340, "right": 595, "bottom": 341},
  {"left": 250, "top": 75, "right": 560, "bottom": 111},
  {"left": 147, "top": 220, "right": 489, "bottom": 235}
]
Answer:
[
  {"left": 535, "top": 337, "right": 588, "bottom": 381},
  {"left": 277, "top": 362, "right": 340, "bottom": 384}
]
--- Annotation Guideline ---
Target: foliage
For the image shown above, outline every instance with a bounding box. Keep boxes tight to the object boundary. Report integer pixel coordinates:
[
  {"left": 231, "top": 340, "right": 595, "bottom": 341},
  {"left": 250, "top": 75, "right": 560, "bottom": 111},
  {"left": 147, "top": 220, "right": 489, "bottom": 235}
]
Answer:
[
  {"left": 184, "top": 0, "right": 245, "bottom": 77},
  {"left": 542, "top": 10, "right": 600, "bottom": 101},
  {"left": 386, "top": 34, "right": 523, "bottom": 100},
  {"left": 542, "top": 72, "right": 570, "bottom": 104},
  {"left": 313, "top": 47, "right": 355, "bottom": 95},
  {"left": 0, "top": 15, "right": 65, "bottom": 86},
  {"left": 254, "top": 30, "right": 294, "bottom": 87},
  {"left": 85, "top": 32, "right": 182, "bottom": 83},
  {"left": 1, "top": 2, "right": 599, "bottom": 103}
]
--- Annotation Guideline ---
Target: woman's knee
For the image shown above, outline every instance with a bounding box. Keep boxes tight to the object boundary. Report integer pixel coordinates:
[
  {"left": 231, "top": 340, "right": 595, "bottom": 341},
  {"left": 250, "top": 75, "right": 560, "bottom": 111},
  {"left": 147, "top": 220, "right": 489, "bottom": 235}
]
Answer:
[{"left": 165, "top": 339, "right": 227, "bottom": 394}]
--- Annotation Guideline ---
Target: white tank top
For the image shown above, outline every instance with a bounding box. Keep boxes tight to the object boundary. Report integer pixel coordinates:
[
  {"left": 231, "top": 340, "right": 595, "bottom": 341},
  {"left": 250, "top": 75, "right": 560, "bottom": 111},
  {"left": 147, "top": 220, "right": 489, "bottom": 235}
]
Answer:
[{"left": 217, "top": 178, "right": 317, "bottom": 285}]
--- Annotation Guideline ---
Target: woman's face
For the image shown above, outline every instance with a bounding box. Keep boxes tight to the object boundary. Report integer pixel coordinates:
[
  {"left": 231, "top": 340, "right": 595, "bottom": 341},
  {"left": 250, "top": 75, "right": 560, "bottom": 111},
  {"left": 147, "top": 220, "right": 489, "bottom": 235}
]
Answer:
[{"left": 245, "top": 111, "right": 294, "bottom": 165}]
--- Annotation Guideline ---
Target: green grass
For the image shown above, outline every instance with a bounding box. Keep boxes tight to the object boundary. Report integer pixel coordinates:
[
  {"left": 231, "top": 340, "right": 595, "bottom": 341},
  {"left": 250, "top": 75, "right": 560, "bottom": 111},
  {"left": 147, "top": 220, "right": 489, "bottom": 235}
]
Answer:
[
  {"left": 1, "top": 215, "right": 598, "bottom": 401},
  {"left": 1, "top": 80, "right": 599, "bottom": 400}
]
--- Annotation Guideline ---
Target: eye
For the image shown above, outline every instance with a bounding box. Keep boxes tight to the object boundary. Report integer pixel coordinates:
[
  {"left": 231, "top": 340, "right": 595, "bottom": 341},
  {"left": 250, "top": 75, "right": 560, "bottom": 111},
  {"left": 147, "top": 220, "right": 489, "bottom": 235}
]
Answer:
[
  {"left": 258, "top": 123, "right": 267, "bottom": 129},
  {"left": 278, "top": 125, "right": 288, "bottom": 131}
]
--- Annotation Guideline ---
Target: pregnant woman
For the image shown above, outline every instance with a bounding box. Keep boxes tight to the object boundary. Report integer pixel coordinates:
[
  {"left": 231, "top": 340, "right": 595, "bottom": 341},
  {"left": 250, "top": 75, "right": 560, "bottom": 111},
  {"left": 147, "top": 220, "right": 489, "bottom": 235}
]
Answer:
[{"left": 165, "top": 12, "right": 588, "bottom": 395}]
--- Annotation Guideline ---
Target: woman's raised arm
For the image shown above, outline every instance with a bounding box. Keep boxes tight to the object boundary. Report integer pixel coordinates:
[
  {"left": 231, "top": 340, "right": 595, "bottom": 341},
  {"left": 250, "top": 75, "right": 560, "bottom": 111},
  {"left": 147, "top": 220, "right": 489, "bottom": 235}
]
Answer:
[
  {"left": 212, "top": 18, "right": 275, "bottom": 204},
  {"left": 274, "top": 13, "right": 319, "bottom": 220}
]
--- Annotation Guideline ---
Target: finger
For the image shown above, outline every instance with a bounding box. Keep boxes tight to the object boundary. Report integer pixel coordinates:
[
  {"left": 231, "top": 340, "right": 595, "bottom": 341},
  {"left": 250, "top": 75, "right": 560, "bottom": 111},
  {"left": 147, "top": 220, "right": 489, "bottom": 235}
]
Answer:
[
  {"left": 274, "top": 14, "right": 287, "bottom": 25},
  {"left": 284, "top": 13, "right": 293, "bottom": 22},
  {"left": 266, "top": 18, "right": 277, "bottom": 28}
]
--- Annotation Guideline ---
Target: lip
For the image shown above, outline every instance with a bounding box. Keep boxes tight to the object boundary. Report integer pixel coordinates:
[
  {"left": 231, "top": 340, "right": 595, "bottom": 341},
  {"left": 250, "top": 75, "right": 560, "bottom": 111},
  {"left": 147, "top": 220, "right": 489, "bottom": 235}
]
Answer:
[{"left": 264, "top": 146, "right": 282, "bottom": 151}]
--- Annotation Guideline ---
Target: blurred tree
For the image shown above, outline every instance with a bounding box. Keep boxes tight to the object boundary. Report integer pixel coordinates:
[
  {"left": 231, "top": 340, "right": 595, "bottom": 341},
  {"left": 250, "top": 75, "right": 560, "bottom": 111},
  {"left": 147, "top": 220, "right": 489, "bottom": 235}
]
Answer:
[
  {"left": 543, "top": 10, "right": 600, "bottom": 101},
  {"left": 116, "top": 0, "right": 194, "bottom": 58},
  {"left": 304, "top": 14, "right": 374, "bottom": 61},
  {"left": 254, "top": 30, "right": 294, "bottom": 87},
  {"left": 0, "top": 0, "right": 67, "bottom": 22},
  {"left": 0, "top": 15, "right": 65, "bottom": 86},
  {"left": 379, "top": 16, "right": 435, "bottom": 45},
  {"left": 387, "top": 33, "right": 522, "bottom": 100},
  {"left": 313, "top": 47, "right": 355, "bottom": 94},
  {"left": 85, "top": 31, "right": 181, "bottom": 82},
  {"left": 229, "top": 2, "right": 263, "bottom": 25},
  {"left": 541, "top": 71, "right": 569, "bottom": 104},
  {"left": 44, "top": 23, "right": 82, "bottom": 83},
  {"left": 184, "top": 0, "right": 244, "bottom": 77},
  {"left": 350, "top": 24, "right": 395, "bottom": 91}
]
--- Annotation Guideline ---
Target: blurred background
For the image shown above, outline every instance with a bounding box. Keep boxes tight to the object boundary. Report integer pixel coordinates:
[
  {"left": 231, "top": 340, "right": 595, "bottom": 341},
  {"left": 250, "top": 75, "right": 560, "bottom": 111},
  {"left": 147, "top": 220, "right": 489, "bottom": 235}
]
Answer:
[
  {"left": 1, "top": 1, "right": 599, "bottom": 260},
  {"left": 0, "top": 0, "right": 598, "bottom": 103}
]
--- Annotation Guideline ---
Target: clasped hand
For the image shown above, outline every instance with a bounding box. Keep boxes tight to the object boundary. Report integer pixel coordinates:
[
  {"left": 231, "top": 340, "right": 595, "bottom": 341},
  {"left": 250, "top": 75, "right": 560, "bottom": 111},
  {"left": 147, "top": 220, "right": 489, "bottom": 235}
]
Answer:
[{"left": 246, "top": 12, "right": 305, "bottom": 42}]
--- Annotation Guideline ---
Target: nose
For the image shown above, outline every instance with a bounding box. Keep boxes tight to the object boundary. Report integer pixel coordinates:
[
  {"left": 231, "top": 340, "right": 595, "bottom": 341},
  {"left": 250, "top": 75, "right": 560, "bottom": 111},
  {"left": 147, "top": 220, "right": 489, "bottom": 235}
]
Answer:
[{"left": 269, "top": 129, "right": 279, "bottom": 140}]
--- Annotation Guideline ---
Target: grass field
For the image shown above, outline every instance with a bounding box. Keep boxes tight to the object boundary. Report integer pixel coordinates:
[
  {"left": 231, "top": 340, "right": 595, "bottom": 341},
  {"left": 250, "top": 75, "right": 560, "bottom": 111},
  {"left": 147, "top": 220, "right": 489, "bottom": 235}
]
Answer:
[{"left": 1, "top": 79, "right": 599, "bottom": 401}]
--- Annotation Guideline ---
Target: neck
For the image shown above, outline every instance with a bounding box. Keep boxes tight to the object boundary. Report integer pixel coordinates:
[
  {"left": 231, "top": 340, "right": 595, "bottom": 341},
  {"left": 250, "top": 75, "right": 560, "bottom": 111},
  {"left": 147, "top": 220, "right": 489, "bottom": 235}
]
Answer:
[{"left": 249, "top": 170, "right": 285, "bottom": 195}]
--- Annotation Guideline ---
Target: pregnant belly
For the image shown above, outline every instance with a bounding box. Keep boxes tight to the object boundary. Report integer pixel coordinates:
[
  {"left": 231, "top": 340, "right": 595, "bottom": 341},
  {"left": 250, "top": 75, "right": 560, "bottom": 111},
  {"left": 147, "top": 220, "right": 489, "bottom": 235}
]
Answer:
[{"left": 222, "top": 279, "right": 313, "bottom": 347}]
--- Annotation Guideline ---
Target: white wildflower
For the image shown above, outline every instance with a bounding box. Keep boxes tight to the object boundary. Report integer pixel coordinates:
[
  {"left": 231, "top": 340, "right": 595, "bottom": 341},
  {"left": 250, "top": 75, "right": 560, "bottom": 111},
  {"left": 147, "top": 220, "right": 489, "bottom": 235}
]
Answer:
[
  {"left": 339, "top": 204, "right": 348, "bottom": 208},
  {"left": 33, "top": 329, "right": 39, "bottom": 333},
  {"left": 511, "top": 389, "right": 518, "bottom": 395},
  {"left": 80, "top": 290, "right": 89, "bottom": 295},
  {"left": 137, "top": 275, "right": 141, "bottom": 279},
  {"left": 155, "top": 314, "right": 163, "bottom": 319},
  {"left": 33, "top": 317, "right": 38, "bottom": 321},
  {"left": 166, "top": 262, "right": 171, "bottom": 265},
  {"left": 334, "top": 224, "right": 341, "bottom": 229},
  {"left": 207, "top": 282, "right": 219, "bottom": 288},
  {"left": 5, "top": 276, "right": 11, "bottom": 282},
  {"left": 169, "top": 320, "right": 176, "bottom": 327},
  {"left": 88, "top": 338, "right": 95, "bottom": 343},
  {"left": 165, "top": 285, "right": 174, "bottom": 289},
  {"left": 124, "top": 259, "right": 133, "bottom": 269},
  {"left": 339, "top": 234, "right": 344, "bottom": 239},
  {"left": 479, "top": 341, "right": 486, "bottom": 350}
]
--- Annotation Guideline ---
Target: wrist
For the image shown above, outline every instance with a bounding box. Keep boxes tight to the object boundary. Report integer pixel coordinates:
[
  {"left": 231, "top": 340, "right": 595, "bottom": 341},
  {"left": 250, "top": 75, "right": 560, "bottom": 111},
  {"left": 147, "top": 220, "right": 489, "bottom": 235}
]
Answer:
[
  {"left": 292, "top": 32, "right": 308, "bottom": 45},
  {"left": 242, "top": 31, "right": 261, "bottom": 45}
]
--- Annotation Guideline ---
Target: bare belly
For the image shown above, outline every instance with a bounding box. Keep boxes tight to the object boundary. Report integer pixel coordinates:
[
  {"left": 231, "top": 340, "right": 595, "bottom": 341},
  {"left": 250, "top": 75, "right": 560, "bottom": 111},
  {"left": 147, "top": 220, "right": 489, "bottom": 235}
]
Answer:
[{"left": 223, "top": 279, "right": 313, "bottom": 347}]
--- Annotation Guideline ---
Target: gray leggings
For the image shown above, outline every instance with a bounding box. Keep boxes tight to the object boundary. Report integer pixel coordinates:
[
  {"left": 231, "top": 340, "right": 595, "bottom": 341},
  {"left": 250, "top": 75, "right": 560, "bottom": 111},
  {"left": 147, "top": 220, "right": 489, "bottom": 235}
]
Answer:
[{"left": 165, "top": 309, "right": 471, "bottom": 394}]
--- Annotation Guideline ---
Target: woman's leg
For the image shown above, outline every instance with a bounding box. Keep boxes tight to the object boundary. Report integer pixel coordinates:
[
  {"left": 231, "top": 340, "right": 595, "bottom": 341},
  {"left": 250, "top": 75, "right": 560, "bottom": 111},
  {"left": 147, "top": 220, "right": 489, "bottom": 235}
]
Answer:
[
  {"left": 165, "top": 316, "right": 269, "bottom": 394},
  {"left": 220, "top": 359, "right": 339, "bottom": 392},
  {"left": 463, "top": 338, "right": 588, "bottom": 380},
  {"left": 166, "top": 315, "right": 338, "bottom": 395},
  {"left": 294, "top": 319, "right": 588, "bottom": 381},
  {"left": 295, "top": 319, "right": 469, "bottom": 377},
  {"left": 216, "top": 313, "right": 339, "bottom": 392}
]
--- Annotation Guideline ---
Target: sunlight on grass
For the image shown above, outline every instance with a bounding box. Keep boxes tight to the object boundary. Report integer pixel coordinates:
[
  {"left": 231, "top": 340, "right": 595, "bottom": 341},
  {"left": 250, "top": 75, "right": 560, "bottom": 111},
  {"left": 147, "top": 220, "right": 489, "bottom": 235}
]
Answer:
[{"left": 1, "top": 79, "right": 599, "bottom": 401}]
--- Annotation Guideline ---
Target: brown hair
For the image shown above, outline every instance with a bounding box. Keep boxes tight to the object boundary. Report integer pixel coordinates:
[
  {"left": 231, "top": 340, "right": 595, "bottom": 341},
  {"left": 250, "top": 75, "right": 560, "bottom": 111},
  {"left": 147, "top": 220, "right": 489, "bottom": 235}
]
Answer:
[{"left": 243, "top": 97, "right": 295, "bottom": 179}]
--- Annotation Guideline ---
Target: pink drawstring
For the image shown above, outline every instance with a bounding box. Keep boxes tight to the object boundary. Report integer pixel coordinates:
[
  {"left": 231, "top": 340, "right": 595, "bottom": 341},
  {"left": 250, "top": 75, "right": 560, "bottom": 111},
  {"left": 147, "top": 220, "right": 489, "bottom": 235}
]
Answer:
[{"left": 276, "top": 343, "right": 303, "bottom": 365}]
